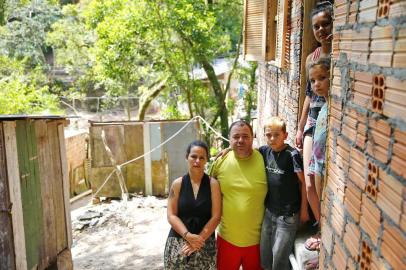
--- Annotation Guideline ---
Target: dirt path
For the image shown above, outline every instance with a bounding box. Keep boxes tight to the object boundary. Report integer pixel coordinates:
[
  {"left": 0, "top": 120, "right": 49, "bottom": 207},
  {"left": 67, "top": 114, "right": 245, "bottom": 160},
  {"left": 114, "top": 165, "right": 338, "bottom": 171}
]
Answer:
[{"left": 71, "top": 196, "right": 170, "bottom": 270}]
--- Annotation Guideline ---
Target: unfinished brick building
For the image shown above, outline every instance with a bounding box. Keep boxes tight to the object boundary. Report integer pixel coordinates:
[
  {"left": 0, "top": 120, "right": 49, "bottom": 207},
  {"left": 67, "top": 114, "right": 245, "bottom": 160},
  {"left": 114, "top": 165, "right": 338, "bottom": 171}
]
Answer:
[{"left": 244, "top": 0, "right": 405, "bottom": 269}]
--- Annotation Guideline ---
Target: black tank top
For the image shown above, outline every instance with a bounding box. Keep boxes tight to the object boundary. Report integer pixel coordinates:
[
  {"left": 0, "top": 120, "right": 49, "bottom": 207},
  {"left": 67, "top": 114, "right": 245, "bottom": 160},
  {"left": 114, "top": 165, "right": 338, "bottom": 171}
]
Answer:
[{"left": 169, "top": 173, "right": 214, "bottom": 239}]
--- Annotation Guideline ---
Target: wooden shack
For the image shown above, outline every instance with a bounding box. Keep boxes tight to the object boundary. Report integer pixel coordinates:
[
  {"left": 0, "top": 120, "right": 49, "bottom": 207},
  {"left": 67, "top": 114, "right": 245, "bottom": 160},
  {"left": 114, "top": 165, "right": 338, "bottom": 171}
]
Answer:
[
  {"left": 0, "top": 116, "right": 72, "bottom": 270},
  {"left": 89, "top": 120, "right": 200, "bottom": 197}
]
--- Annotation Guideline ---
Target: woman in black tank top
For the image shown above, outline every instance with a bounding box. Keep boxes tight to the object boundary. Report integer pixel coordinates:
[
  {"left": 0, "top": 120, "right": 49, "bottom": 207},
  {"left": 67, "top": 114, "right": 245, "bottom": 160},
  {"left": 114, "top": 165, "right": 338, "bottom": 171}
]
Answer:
[{"left": 164, "top": 140, "right": 221, "bottom": 269}]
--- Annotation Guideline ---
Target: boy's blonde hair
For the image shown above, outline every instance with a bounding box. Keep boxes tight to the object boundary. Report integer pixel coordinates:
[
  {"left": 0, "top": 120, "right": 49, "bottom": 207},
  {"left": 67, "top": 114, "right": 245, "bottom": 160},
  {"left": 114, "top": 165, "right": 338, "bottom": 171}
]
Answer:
[{"left": 263, "top": 116, "right": 287, "bottom": 133}]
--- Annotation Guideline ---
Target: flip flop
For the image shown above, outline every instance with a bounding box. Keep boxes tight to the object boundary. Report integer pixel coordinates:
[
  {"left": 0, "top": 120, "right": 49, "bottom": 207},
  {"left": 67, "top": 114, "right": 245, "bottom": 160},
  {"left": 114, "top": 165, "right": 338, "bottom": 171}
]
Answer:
[
  {"left": 304, "top": 257, "right": 319, "bottom": 270},
  {"left": 304, "top": 236, "right": 320, "bottom": 251}
]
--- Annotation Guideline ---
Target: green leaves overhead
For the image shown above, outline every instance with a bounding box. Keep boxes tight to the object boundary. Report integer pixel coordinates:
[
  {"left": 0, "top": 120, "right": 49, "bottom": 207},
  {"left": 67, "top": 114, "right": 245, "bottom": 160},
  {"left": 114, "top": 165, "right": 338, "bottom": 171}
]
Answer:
[
  {"left": 0, "top": 56, "right": 60, "bottom": 114},
  {"left": 0, "top": 1, "right": 61, "bottom": 67}
]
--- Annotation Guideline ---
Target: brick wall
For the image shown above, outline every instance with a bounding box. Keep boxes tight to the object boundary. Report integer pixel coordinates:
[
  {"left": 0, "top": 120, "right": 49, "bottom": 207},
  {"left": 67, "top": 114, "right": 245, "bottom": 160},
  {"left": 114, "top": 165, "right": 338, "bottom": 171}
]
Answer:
[
  {"left": 256, "top": 0, "right": 303, "bottom": 145},
  {"left": 256, "top": 0, "right": 406, "bottom": 269},
  {"left": 321, "top": 0, "right": 406, "bottom": 269},
  {"left": 65, "top": 131, "right": 88, "bottom": 196}
]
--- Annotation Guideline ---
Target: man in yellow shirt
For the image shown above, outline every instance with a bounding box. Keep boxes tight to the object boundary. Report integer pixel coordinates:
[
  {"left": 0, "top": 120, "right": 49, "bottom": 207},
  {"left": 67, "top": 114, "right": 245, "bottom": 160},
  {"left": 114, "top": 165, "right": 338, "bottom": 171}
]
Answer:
[{"left": 210, "top": 120, "right": 267, "bottom": 270}]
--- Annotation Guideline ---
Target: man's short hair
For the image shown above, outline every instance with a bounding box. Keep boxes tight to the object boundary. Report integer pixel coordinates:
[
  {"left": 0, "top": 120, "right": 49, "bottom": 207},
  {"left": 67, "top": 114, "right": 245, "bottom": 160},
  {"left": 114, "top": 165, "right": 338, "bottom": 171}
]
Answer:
[{"left": 229, "top": 119, "right": 253, "bottom": 136}]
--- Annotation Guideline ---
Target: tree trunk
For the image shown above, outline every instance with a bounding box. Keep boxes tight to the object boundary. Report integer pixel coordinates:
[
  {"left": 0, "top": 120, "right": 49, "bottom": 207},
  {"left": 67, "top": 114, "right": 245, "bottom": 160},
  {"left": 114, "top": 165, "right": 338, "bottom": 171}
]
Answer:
[
  {"left": 0, "top": 0, "right": 5, "bottom": 25},
  {"left": 245, "top": 62, "right": 257, "bottom": 122},
  {"left": 199, "top": 57, "right": 229, "bottom": 146},
  {"left": 138, "top": 78, "right": 168, "bottom": 120}
]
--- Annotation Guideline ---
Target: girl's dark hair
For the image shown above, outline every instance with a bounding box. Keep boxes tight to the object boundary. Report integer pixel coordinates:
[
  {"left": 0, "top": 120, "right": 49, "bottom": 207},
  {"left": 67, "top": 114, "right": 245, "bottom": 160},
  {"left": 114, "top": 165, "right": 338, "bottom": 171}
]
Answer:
[
  {"left": 309, "top": 57, "right": 331, "bottom": 71},
  {"left": 311, "top": 1, "right": 333, "bottom": 19},
  {"left": 186, "top": 140, "right": 209, "bottom": 159}
]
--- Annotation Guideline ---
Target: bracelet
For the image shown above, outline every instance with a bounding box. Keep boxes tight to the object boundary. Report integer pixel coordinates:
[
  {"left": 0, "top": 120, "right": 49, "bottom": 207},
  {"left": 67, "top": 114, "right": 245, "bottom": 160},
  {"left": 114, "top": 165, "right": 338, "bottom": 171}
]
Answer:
[{"left": 183, "top": 231, "right": 189, "bottom": 239}]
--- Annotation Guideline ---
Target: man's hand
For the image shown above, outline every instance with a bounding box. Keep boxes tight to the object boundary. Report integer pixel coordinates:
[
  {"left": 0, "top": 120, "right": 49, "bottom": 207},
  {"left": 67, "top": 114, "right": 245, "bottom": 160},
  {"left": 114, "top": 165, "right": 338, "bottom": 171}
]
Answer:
[{"left": 214, "top": 147, "right": 231, "bottom": 160}]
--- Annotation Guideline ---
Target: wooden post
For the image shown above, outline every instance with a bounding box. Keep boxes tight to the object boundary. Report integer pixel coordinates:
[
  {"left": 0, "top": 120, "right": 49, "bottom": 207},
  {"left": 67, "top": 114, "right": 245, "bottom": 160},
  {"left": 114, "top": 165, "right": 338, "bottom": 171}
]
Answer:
[
  {"left": 58, "top": 123, "right": 73, "bottom": 249},
  {"left": 143, "top": 122, "right": 152, "bottom": 196},
  {"left": 4, "top": 121, "right": 27, "bottom": 270}
]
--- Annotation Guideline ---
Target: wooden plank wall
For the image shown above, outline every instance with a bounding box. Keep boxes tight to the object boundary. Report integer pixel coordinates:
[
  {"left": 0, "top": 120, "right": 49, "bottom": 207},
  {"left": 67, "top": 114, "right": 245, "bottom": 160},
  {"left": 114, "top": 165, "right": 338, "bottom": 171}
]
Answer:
[
  {"left": 3, "top": 121, "right": 27, "bottom": 270},
  {"left": 16, "top": 120, "right": 44, "bottom": 270},
  {"left": 0, "top": 123, "right": 16, "bottom": 270},
  {"left": 35, "top": 120, "right": 67, "bottom": 268},
  {"left": 1, "top": 119, "right": 72, "bottom": 270},
  {"left": 124, "top": 123, "right": 145, "bottom": 193}
]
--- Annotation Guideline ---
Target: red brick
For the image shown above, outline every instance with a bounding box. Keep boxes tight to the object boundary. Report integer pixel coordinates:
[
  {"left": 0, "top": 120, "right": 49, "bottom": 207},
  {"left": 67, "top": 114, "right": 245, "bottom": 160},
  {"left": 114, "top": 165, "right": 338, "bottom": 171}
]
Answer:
[
  {"left": 371, "top": 25, "right": 393, "bottom": 39},
  {"left": 335, "top": 15, "right": 346, "bottom": 27},
  {"left": 381, "top": 221, "right": 406, "bottom": 270},
  {"left": 335, "top": 0, "right": 348, "bottom": 6},
  {"left": 377, "top": 193, "right": 401, "bottom": 224},
  {"left": 321, "top": 223, "right": 334, "bottom": 254},
  {"left": 386, "top": 76, "right": 406, "bottom": 90},
  {"left": 389, "top": 1, "right": 406, "bottom": 18},
  {"left": 354, "top": 81, "right": 373, "bottom": 95},
  {"left": 360, "top": 195, "right": 381, "bottom": 245},
  {"left": 339, "top": 40, "right": 352, "bottom": 50},
  {"left": 393, "top": 52, "right": 406, "bottom": 68},
  {"left": 401, "top": 213, "right": 406, "bottom": 232},
  {"left": 395, "top": 37, "right": 406, "bottom": 52},
  {"left": 384, "top": 100, "right": 406, "bottom": 122},
  {"left": 335, "top": 3, "right": 348, "bottom": 16},
  {"left": 370, "top": 39, "right": 393, "bottom": 51},
  {"left": 385, "top": 88, "right": 406, "bottom": 108},
  {"left": 355, "top": 71, "right": 373, "bottom": 82},
  {"left": 360, "top": 0, "right": 378, "bottom": 9},
  {"left": 369, "top": 129, "right": 390, "bottom": 149},
  {"left": 345, "top": 182, "right": 363, "bottom": 222},
  {"left": 347, "top": 257, "right": 357, "bottom": 270},
  {"left": 332, "top": 239, "right": 347, "bottom": 270},
  {"left": 366, "top": 142, "right": 388, "bottom": 163},
  {"left": 391, "top": 155, "right": 406, "bottom": 178},
  {"left": 344, "top": 221, "right": 361, "bottom": 259},
  {"left": 359, "top": 6, "right": 377, "bottom": 23},
  {"left": 369, "top": 52, "right": 393, "bottom": 67},
  {"left": 341, "top": 29, "right": 353, "bottom": 40},
  {"left": 342, "top": 123, "right": 357, "bottom": 140},
  {"left": 349, "top": 167, "right": 366, "bottom": 190},
  {"left": 393, "top": 141, "right": 406, "bottom": 160},
  {"left": 370, "top": 252, "right": 386, "bottom": 270},
  {"left": 343, "top": 114, "right": 357, "bottom": 129},
  {"left": 331, "top": 85, "right": 342, "bottom": 97},
  {"left": 394, "top": 129, "right": 406, "bottom": 142}
]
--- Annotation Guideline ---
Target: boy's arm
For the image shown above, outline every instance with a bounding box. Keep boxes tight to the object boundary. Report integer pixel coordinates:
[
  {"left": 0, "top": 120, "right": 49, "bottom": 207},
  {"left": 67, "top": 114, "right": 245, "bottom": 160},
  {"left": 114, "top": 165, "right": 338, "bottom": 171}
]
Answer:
[{"left": 297, "top": 171, "right": 310, "bottom": 224}]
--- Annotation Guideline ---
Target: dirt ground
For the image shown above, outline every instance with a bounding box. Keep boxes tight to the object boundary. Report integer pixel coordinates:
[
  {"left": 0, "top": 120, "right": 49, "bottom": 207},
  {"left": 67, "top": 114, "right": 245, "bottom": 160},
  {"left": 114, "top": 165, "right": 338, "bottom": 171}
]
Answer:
[{"left": 70, "top": 195, "right": 170, "bottom": 270}]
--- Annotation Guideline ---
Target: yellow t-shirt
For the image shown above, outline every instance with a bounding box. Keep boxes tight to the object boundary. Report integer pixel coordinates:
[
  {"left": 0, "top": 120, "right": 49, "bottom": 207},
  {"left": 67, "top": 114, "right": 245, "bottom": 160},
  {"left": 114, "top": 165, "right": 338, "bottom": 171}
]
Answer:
[{"left": 209, "top": 150, "right": 267, "bottom": 247}]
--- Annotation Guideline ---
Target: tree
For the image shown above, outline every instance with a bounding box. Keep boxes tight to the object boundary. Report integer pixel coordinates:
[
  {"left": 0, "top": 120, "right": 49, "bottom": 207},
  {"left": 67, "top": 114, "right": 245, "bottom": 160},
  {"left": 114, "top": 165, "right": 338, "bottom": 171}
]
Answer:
[
  {"left": 0, "top": 1, "right": 62, "bottom": 114},
  {"left": 0, "top": 56, "right": 60, "bottom": 114},
  {"left": 237, "top": 61, "right": 258, "bottom": 123},
  {"left": 0, "top": 1, "right": 62, "bottom": 68},
  {"left": 47, "top": 0, "right": 245, "bottom": 142}
]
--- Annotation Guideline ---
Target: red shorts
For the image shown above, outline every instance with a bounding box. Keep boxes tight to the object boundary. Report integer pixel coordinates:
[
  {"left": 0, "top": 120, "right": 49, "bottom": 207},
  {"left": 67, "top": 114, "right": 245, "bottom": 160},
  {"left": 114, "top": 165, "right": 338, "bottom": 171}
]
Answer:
[{"left": 217, "top": 235, "right": 263, "bottom": 270}]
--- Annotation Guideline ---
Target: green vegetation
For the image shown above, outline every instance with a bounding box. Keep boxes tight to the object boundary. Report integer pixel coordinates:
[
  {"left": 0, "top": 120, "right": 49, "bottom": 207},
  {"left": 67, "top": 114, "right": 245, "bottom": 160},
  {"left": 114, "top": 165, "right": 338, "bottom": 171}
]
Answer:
[{"left": 0, "top": 0, "right": 256, "bottom": 145}]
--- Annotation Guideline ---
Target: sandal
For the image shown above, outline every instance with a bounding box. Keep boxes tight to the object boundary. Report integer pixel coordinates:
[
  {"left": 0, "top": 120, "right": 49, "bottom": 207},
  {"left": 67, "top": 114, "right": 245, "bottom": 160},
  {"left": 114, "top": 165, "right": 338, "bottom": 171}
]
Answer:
[
  {"left": 304, "top": 235, "right": 320, "bottom": 251},
  {"left": 304, "top": 256, "right": 319, "bottom": 270}
]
